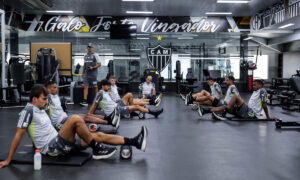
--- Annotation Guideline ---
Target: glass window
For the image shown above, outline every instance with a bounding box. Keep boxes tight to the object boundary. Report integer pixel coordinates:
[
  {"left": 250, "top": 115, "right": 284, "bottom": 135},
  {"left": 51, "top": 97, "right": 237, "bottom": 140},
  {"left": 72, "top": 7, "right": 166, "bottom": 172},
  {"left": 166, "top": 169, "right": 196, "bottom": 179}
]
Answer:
[{"left": 253, "top": 55, "right": 268, "bottom": 79}]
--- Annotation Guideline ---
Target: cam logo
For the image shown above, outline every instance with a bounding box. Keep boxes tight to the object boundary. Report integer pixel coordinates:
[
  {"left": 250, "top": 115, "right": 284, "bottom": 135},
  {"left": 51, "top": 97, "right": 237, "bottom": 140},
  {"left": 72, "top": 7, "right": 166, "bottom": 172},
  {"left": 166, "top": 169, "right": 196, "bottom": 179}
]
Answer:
[{"left": 147, "top": 44, "right": 172, "bottom": 73}]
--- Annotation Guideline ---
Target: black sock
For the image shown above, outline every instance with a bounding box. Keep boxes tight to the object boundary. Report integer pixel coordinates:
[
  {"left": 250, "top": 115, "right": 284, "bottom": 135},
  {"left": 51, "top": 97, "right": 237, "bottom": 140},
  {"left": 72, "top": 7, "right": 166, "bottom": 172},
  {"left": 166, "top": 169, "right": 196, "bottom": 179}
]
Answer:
[
  {"left": 124, "top": 137, "right": 137, "bottom": 147},
  {"left": 203, "top": 107, "right": 211, "bottom": 113},
  {"left": 149, "top": 98, "right": 155, "bottom": 105},
  {"left": 89, "top": 139, "right": 98, "bottom": 150},
  {"left": 212, "top": 98, "right": 220, "bottom": 107},
  {"left": 104, "top": 115, "right": 112, "bottom": 124},
  {"left": 190, "top": 95, "right": 196, "bottom": 101}
]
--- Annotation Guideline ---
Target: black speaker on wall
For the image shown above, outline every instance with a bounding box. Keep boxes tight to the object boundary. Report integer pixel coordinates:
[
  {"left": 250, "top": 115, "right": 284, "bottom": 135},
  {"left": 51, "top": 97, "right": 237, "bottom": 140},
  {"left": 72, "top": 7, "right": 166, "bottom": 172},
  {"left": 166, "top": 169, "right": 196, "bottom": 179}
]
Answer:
[{"left": 110, "top": 25, "right": 137, "bottom": 39}]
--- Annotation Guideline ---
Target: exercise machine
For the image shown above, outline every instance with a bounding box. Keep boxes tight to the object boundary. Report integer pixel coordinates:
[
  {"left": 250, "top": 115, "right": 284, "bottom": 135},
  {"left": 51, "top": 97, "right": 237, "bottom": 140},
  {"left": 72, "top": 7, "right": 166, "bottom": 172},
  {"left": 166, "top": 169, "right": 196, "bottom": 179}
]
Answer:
[
  {"left": 276, "top": 120, "right": 300, "bottom": 129},
  {"left": 35, "top": 48, "right": 59, "bottom": 85},
  {"left": 174, "top": 60, "right": 183, "bottom": 94}
]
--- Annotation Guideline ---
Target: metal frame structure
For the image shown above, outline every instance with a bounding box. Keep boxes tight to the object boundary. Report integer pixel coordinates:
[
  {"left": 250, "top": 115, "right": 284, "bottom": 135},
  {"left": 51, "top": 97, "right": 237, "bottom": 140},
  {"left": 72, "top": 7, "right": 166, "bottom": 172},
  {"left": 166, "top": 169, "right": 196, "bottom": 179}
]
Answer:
[{"left": 0, "top": 9, "right": 6, "bottom": 101}]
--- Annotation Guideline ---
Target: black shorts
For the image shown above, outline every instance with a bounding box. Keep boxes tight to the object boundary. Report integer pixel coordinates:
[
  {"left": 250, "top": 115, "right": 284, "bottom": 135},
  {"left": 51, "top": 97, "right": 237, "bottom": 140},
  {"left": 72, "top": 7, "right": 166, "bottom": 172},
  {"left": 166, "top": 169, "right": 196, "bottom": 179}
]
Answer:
[
  {"left": 46, "top": 135, "right": 85, "bottom": 157},
  {"left": 117, "top": 105, "right": 130, "bottom": 116},
  {"left": 116, "top": 99, "right": 126, "bottom": 107},
  {"left": 235, "top": 103, "right": 256, "bottom": 119},
  {"left": 83, "top": 76, "right": 97, "bottom": 88}
]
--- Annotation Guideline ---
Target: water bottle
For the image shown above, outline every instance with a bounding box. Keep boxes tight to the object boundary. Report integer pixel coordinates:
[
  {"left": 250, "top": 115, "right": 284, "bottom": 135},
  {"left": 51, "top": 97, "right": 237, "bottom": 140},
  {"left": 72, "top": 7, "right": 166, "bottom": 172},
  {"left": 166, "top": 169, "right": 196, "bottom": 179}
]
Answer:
[{"left": 34, "top": 149, "right": 42, "bottom": 170}]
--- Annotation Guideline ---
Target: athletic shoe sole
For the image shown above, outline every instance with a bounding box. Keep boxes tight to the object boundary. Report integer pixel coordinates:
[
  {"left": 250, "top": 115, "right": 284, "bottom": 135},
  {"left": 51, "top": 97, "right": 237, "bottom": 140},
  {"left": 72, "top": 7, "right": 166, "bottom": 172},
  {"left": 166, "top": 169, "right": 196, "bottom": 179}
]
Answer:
[
  {"left": 141, "top": 126, "right": 148, "bottom": 152},
  {"left": 185, "top": 94, "right": 189, "bottom": 105},
  {"left": 180, "top": 94, "right": 186, "bottom": 101},
  {"left": 155, "top": 93, "right": 163, "bottom": 103},
  {"left": 111, "top": 109, "right": 118, "bottom": 126},
  {"left": 155, "top": 99, "right": 162, "bottom": 107},
  {"left": 92, "top": 149, "right": 117, "bottom": 160},
  {"left": 80, "top": 103, "right": 88, "bottom": 107},
  {"left": 212, "top": 112, "right": 227, "bottom": 121},
  {"left": 197, "top": 104, "right": 203, "bottom": 117}
]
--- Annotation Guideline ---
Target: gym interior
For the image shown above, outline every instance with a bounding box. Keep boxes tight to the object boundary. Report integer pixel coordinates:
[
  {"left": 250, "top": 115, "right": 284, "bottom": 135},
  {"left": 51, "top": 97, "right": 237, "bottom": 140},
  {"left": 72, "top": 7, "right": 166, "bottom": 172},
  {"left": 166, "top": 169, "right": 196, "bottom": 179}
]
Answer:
[{"left": 0, "top": 0, "right": 300, "bottom": 179}]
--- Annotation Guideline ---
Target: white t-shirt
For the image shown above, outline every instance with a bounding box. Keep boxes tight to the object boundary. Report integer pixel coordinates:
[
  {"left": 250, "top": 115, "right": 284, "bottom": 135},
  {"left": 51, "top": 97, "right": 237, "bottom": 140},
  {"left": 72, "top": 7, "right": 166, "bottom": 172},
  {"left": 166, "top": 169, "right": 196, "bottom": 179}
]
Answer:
[
  {"left": 224, "top": 85, "right": 239, "bottom": 104},
  {"left": 141, "top": 82, "right": 155, "bottom": 95},
  {"left": 17, "top": 103, "right": 58, "bottom": 154},
  {"left": 94, "top": 90, "right": 118, "bottom": 115},
  {"left": 110, "top": 85, "right": 121, "bottom": 102},
  {"left": 210, "top": 82, "right": 222, "bottom": 99},
  {"left": 47, "top": 94, "right": 68, "bottom": 129},
  {"left": 248, "top": 88, "right": 268, "bottom": 117}
]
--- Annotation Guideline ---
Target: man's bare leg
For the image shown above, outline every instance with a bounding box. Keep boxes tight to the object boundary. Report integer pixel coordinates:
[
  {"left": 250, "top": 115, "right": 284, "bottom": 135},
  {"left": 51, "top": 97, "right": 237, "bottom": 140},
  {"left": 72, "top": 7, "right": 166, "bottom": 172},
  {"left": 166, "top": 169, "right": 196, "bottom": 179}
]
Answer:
[
  {"left": 210, "top": 96, "right": 244, "bottom": 113},
  {"left": 94, "top": 87, "right": 98, "bottom": 94},
  {"left": 59, "top": 115, "right": 93, "bottom": 143},
  {"left": 83, "top": 86, "right": 89, "bottom": 100},
  {"left": 59, "top": 115, "right": 147, "bottom": 151},
  {"left": 133, "top": 99, "right": 149, "bottom": 106},
  {"left": 193, "top": 90, "right": 211, "bottom": 98},
  {"left": 78, "top": 114, "right": 108, "bottom": 125},
  {"left": 128, "top": 105, "right": 149, "bottom": 113},
  {"left": 81, "top": 132, "right": 125, "bottom": 147},
  {"left": 122, "top": 93, "right": 134, "bottom": 105}
]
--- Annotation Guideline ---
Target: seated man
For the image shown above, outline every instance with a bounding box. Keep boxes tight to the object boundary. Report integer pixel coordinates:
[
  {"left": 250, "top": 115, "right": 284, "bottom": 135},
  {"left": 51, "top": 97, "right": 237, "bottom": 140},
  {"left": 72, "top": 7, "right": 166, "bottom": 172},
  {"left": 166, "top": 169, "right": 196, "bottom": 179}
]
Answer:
[
  {"left": 108, "top": 76, "right": 161, "bottom": 107},
  {"left": 45, "top": 81, "right": 120, "bottom": 131},
  {"left": 0, "top": 85, "right": 148, "bottom": 168},
  {"left": 185, "top": 77, "right": 223, "bottom": 107},
  {"left": 89, "top": 79, "right": 163, "bottom": 118},
  {"left": 198, "top": 80, "right": 277, "bottom": 121},
  {"left": 140, "top": 75, "right": 156, "bottom": 99}
]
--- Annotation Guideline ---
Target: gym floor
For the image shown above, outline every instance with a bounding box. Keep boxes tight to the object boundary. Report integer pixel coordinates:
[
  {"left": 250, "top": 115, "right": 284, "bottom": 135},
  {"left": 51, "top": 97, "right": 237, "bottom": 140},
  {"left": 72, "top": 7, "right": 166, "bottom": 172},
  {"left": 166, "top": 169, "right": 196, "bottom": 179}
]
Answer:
[{"left": 0, "top": 93, "right": 300, "bottom": 180}]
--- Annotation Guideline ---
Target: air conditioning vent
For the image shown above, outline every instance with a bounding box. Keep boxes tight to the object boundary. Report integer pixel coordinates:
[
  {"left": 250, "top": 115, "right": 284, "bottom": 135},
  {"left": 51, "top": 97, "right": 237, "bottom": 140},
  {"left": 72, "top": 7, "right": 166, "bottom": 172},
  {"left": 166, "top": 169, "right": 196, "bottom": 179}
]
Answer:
[{"left": 21, "top": 0, "right": 53, "bottom": 10}]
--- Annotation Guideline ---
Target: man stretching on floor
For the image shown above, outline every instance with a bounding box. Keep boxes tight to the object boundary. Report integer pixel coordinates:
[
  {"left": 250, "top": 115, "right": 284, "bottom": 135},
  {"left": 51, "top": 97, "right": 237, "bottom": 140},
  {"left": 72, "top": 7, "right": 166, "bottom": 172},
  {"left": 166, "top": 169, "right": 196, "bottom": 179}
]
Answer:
[
  {"left": 185, "top": 77, "right": 223, "bottom": 107},
  {"left": 186, "top": 76, "right": 238, "bottom": 116},
  {"left": 89, "top": 79, "right": 163, "bottom": 118},
  {"left": 198, "top": 80, "right": 277, "bottom": 121},
  {"left": 108, "top": 76, "right": 161, "bottom": 107},
  {"left": 0, "top": 85, "right": 148, "bottom": 168},
  {"left": 45, "top": 81, "right": 120, "bottom": 131},
  {"left": 140, "top": 76, "right": 157, "bottom": 99}
]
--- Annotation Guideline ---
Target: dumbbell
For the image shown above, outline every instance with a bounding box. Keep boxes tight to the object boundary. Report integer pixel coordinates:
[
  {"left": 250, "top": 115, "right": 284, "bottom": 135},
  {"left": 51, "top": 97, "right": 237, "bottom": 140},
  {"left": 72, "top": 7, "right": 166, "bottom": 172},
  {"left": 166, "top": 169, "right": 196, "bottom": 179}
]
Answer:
[{"left": 120, "top": 145, "right": 132, "bottom": 159}]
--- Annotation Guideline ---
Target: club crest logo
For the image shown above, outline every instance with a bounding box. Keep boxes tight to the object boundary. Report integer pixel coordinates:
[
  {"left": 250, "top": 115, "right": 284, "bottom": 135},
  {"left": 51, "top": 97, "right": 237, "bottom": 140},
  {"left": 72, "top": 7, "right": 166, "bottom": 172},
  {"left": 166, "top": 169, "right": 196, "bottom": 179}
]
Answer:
[{"left": 147, "top": 44, "right": 172, "bottom": 73}]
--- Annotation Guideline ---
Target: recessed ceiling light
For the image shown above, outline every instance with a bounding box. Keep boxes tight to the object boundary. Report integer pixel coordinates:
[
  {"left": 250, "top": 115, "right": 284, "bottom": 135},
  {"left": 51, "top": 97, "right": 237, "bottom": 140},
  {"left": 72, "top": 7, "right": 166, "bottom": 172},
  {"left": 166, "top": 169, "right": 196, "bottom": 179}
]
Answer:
[
  {"left": 122, "top": 0, "right": 154, "bottom": 1},
  {"left": 279, "top": 23, "right": 294, "bottom": 29},
  {"left": 46, "top": 10, "right": 73, "bottom": 13},
  {"left": 178, "top": 37, "right": 194, "bottom": 40},
  {"left": 136, "top": 33, "right": 149, "bottom": 36},
  {"left": 217, "top": 0, "right": 250, "bottom": 3},
  {"left": 206, "top": 12, "right": 232, "bottom": 15},
  {"left": 137, "top": 37, "right": 150, "bottom": 40},
  {"left": 126, "top": 11, "right": 153, "bottom": 14}
]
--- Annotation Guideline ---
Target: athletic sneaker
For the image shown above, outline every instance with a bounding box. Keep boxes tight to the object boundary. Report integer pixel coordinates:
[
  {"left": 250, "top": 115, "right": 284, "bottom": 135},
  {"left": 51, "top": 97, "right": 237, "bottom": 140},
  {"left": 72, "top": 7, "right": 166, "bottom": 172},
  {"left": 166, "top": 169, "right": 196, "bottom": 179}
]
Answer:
[
  {"left": 155, "top": 93, "right": 163, "bottom": 103},
  {"left": 92, "top": 144, "right": 117, "bottom": 160},
  {"left": 180, "top": 93, "right": 186, "bottom": 101},
  {"left": 80, "top": 99, "right": 88, "bottom": 107},
  {"left": 113, "top": 110, "right": 120, "bottom": 129},
  {"left": 212, "top": 112, "right": 227, "bottom": 121},
  {"left": 155, "top": 98, "right": 162, "bottom": 107},
  {"left": 197, "top": 104, "right": 203, "bottom": 117},
  {"left": 111, "top": 109, "right": 120, "bottom": 128},
  {"left": 134, "top": 126, "right": 148, "bottom": 152},
  {"left": 185, "top": 94, "right": 190, "bottom": 105}
]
